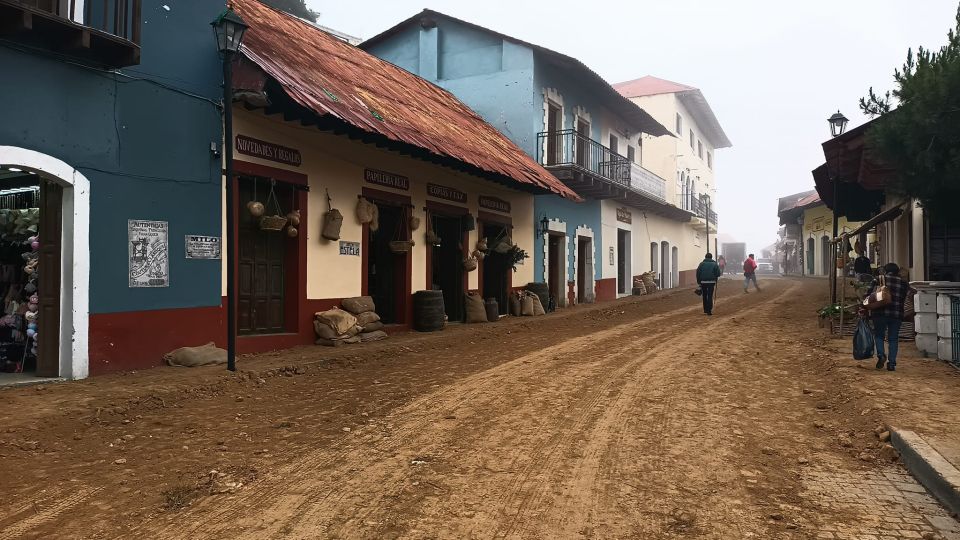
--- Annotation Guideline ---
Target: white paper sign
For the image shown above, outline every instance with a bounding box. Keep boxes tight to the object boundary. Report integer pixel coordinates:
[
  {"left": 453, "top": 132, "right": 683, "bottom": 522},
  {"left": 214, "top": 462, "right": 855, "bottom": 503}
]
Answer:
[
  {"left": 185, "top": 235, "right": 222, "bottom": 259},
  {"left": 129, "top": 220, "right": 169, "bottom": 288}
]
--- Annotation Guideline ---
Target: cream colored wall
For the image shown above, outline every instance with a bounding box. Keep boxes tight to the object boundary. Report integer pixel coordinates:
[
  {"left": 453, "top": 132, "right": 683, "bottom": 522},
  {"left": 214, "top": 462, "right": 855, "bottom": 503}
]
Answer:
[
  {"left": 224, "top": 108, "right": 535, "bottom": 300},
  {"left": 801, "top": 204, "right": 862, "bottom": 277}
]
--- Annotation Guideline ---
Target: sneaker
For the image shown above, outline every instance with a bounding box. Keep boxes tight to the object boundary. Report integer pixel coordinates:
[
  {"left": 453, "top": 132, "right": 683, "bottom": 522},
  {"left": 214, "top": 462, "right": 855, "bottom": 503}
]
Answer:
[
  {"left": 875, "top": 356, "right": 886, "bottom": 370},
  {"left": 887, "top": 366, "right": 896, "bottom": 372}
]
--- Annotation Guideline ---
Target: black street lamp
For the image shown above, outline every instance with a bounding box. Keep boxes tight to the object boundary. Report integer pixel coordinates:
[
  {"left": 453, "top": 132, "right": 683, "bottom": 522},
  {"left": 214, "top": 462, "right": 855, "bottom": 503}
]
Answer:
[
  {"left": 212, "top": 7, "right": 248, "bottom": 372},
  {"left": 827, "top": 110, "right": 848, "bottom": 304},
  {"left": 703, "top": 194, "right": 711, "bottom": 256}
]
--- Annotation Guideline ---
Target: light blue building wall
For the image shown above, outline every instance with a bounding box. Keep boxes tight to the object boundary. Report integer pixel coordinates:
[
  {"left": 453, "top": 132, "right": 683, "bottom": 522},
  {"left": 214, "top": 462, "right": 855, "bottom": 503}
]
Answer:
[{"left": 363, "top": 16, "right": 633, "bottom": 290}]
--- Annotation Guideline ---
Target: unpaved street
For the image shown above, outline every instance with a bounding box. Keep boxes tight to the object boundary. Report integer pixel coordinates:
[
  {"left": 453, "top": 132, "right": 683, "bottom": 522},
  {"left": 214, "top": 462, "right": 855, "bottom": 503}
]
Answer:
[{"left": 1, "top": 278, "right": 958, "bottom": 539}]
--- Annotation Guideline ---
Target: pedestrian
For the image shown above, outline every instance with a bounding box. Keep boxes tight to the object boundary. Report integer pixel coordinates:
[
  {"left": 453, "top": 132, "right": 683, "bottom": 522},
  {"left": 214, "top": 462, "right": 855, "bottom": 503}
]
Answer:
[
  {"left": 866, "top": 262, "right": 910, "bottom": 371},
  {"left": 717, "top": 255, "right": 726, "bottom": 275},
  {"left": 854, "top": 252, "right": 873, "bottom": 282},
  {"left": 743, "top": 253, "right": 761, "bottom": 293},
  {"left": 696, "top": 252, "right": 722, "bottom": 316}
]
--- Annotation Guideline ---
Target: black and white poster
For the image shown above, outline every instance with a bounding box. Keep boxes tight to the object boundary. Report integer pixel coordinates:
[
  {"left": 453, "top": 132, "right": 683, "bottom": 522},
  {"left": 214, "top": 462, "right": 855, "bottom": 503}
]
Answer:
[
  {"left": 129, "top": 220, "right": 169, "bottom": 288},
  {"left": 185, "top": 235, "right": 222, "bottom": 260}
]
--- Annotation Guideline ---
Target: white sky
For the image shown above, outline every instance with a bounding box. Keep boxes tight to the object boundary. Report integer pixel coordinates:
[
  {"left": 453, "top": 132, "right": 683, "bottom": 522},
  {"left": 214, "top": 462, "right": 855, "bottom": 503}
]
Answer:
[{"left": 310, "top": 0, "right": 959, "bottom": 254}]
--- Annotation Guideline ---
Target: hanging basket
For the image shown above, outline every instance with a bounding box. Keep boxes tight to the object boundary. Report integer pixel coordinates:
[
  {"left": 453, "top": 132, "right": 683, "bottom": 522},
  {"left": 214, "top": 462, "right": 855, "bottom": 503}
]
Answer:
[
  {"left": 389, "top": 240, "right": 415, "bottom": 253},
  {"left": 260, "top": 215, "right": 288, "bottom": 231}
]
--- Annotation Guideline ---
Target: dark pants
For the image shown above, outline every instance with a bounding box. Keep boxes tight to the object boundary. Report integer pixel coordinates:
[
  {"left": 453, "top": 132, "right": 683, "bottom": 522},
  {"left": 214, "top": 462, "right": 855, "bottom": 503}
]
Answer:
[
  {"left": 872, "top": 316, "right": 902, "bottom": 368},
  {"left": 700, "top": 283, "right": 715, "bottom": 314}
]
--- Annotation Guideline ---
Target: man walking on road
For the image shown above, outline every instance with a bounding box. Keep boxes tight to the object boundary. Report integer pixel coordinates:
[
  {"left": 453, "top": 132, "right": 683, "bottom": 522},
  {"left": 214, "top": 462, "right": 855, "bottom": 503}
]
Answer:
[
  {"left": 743, "top": 253, "right": 761, "bottom": 293},
  {"left": 696, "top": 253, "right": 722, "bottom": 316}
]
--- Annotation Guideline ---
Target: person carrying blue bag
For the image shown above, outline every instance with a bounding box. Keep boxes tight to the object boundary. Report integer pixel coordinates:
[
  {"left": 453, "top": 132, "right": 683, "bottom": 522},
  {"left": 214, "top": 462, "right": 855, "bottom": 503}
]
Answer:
[{"left": 859, "top": 262, "right": 910, "bottom": 371}]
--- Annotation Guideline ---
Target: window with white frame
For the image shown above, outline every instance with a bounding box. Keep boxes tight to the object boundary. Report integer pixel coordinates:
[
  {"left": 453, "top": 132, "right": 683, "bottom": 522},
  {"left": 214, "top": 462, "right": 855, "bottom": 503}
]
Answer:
[
  {"left": 698, "top": 140, "right": 703, "bottom": 159},
  {"left": 675, "top": 113, "right": 682, "bottom": 135},
  {"left": 689, "top": 129, "right": 694, "bottom": 149},
  {"left": 707, "top": 152, "right": 713, "bottom": 169}
]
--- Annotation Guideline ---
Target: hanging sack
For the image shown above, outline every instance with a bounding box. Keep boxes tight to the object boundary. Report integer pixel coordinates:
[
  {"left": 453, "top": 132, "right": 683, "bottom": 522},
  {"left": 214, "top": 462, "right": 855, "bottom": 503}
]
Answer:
[
  {"left": 463, "top": 213, "right": 476, "bottom": 232},
  {"left": 322, "top": 209, "right": 343, "bottom": 241},
  {"left": 463, "top": 256, "right": 478, "bottom": 272},
  {"left": 465, "top": 292, "right": 487, "bottom": 323},
  {"left": 476, "top": 238, "right": 488, "bottom": 252},
  {"left": 356, "top": 197, "right": 375, "bottom": 224},
  {"left": 409, "top": 215, "right": 421, "bottom": 231},
  {"left": 852, "top": 318, "right": 875, "bottom": 360}
]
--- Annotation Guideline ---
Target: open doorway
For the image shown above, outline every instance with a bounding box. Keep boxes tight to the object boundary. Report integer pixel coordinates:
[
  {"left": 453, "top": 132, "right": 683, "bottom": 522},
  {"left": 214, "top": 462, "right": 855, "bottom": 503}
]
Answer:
[
  {"left": 576, "top": 235, "right": 592, "bottom": 303},
  {"left": 482, "top": 222, "right": 511, "bottom": 315},
  {"left": 430, "top": 213, "right": 465, "bottom": 323},
  {"left": 807, "top": 237, "right": 816, "bottom": 275},
  {"left": 672, "top": 246, "right": 679, "bottom": 288},
  {"left": 617, "top": 229, "right": 630, "bottom": 295},
  {"left": 546, "top": 101, "right": 562, "bottom": 165},
  {"left": 367, "top": 201, "right": 409, "bottom": 325},
  {"left": 0, "top": 171, "right": 60, "bottom": 378},
  {"left": 820, "top": 235, "right": 831, "bottom": 276},
  {"left": 548, "top": 233, "right": 565, "bottom": 307}
]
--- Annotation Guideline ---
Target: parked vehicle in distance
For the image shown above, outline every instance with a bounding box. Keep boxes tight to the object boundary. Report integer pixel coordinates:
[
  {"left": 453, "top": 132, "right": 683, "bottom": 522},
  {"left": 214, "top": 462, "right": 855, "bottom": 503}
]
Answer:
[{"left": 757, "top": 259, "right": 775, "bottom": 274}]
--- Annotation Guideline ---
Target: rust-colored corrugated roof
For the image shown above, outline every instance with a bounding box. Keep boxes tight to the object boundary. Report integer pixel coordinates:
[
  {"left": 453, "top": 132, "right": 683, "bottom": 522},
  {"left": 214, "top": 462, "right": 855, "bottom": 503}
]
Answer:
[{"left": 232, "top": 0, "right": 580, "bottom": 200}]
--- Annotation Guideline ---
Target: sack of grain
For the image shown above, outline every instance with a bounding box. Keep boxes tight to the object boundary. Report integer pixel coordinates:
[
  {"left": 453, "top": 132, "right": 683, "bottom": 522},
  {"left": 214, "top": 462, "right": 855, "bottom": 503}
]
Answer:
[
  {"left": 315, "top": 308, "right": 357, "bottom": 336},
  {"left": 355, "top": 311, "right": 380, "bottom": 326},
  {"left": 359, "top": 330, "right": 388, "bottom": 342},
  {"left": 164, "top": 342, "right": 227, "bottom": 367},
  {"left": 465, "top": 292, "right": 487, "bottom": 323},
  {"left": 314, "top": 320, "right": 360, "bottom": 340},
  {"left": 342, "top": 296, "right": 376, "bottom": 315}
]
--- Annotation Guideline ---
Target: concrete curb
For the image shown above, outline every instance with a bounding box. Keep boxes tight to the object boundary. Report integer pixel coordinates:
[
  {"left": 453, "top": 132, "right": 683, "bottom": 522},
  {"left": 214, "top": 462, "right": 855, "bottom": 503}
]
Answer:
[{"left": 891, "top": 428, "right": 960, "bottom": 517}]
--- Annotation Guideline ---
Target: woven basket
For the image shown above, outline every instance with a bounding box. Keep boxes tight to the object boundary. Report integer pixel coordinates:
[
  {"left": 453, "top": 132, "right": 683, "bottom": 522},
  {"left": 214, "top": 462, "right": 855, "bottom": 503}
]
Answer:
[
  {"left": 389, "top": 240, "right": 415, "bottom": 253},
  {"left": 260, "top": 215, "right": 289, "bottom": 231}
]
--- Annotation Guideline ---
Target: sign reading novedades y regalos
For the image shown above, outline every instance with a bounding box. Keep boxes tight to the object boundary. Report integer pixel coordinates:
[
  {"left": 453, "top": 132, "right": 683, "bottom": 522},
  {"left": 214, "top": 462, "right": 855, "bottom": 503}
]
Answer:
[{"left": 235, "top": 135, "right": 302, "bottom": 167}]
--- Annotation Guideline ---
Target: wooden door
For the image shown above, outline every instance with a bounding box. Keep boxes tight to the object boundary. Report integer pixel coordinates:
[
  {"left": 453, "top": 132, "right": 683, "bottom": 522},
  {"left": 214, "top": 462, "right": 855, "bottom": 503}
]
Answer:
[
  {"left": 548, "top": 234, "right": 562, "bottom": 304},
  {"left": 546, "top": 102, "right": 561, "bottom": 165},
  {"left": 238, "top": 178, "right": 285, "bottom": 334},
  {"left": 37, "top": 180, "right": 62, "bottom": 377},
  {"left": 576, "top": 120, "right": 590, "bottom": 168},
  {"left": 617, "top": 230, "right": 627, "bottom": 294},
  {"left": 577, "top": 237, "right": 588, "bottom": 301}
]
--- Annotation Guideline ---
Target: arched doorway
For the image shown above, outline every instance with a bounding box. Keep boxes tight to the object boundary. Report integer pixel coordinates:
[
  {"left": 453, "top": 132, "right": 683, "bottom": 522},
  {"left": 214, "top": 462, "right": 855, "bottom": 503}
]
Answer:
[
  {"left": 806, "top": 237, "right": 816, "bottom": 276},
  {"left": 820, "top": 235, "right": 831, "bottom": 276},
  {"left": 661, "top": 241, "right": 670, "bottom": 289},
  {"left": 671, "top": 246, "right": 679, "bottom": 288},
  {"left": 0, "top": 146, "right": 89, "bottom": 380},
  {"left": 650, "top": 242, "right": 658, "bottom": 272}
]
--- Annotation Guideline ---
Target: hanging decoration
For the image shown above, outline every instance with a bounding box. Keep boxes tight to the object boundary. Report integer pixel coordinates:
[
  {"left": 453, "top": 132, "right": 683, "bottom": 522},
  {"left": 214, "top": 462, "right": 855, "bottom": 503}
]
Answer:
[
  {"left": 389, "top": 208, "right": 415, "bottom": 253},
  {"left": 259, "top": 179, "right": 288, "bottom": 231},
  {"left": 321, "top": 189, "right": 344, "bottom": 241},
  {"left": 246, "top": 178, "right": 265, "bottom": 217},
  {"left": 284, "top": 184, "right": 299, "bottom": 238}
]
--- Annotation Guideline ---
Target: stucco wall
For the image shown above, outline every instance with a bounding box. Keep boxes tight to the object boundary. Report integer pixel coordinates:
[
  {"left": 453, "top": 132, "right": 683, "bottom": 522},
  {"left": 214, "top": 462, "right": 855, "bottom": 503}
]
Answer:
[
  {"left": 801, "top": 204, "right": 863, "bottom": 276},
  {"left": 230, "top": 109, "right": 536, "bottom": 300},
  {"left": 0, "top": 0, "right": 226, "bottom": 314}
]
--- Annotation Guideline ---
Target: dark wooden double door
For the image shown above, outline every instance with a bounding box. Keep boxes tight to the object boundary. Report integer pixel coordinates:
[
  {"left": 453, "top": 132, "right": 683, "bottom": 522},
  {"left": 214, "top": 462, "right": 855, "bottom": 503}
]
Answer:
[{"left": 238, "top": 177, "right": 285, "bottom": 335}]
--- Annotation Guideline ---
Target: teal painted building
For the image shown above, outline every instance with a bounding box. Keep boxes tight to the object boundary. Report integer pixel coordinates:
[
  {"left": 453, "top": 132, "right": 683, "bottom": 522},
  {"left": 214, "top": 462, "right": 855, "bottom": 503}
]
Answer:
[{"left": 362, "top": 10, "right": 686, "bottom": 304}]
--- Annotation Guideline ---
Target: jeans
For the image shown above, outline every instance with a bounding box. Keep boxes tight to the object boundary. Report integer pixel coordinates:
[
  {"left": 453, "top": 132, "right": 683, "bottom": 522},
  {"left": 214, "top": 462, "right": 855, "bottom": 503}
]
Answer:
[
  {"left": 700, "top": 283, "right": 715, "bottom": 314},
  {"left": 744, "top": 273, "right": 760, "bottom": 291},
  {"left": 872, "top": 316, "right": 902, "bottom": 368}
]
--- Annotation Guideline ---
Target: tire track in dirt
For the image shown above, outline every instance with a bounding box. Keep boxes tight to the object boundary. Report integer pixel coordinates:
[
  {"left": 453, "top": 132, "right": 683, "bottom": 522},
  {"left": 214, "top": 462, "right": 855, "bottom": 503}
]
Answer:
[{"left": 0, "top": 487, "right": 102, "bottom": 540}]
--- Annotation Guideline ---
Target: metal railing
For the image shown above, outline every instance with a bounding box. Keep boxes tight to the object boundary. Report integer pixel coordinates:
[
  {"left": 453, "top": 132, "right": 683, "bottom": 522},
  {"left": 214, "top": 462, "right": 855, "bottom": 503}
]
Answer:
[
  {"left": 537, "top": 129, "right": 630, "bottom": 187},
  {"left": 629, "top": 162, "right": 666, "bottom": 201},
  {"left": 4, "top": 0, "right": 141, "bottom": 43}
]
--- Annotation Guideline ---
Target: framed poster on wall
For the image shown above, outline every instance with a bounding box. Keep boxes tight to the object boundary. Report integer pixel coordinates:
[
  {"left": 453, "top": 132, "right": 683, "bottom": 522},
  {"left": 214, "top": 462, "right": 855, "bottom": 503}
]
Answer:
[{"left": 129, "top": 220, "right": 169, "bottom": 287}]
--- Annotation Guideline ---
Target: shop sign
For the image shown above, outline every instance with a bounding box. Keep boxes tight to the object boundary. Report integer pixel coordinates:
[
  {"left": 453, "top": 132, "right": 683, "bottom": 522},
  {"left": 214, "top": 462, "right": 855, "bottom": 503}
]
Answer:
[
  {"left": 479, "top": 195, "right": 511, "bottom": 214},
  {"left": 235, "top": 135, "right": 302, "bottom": 167},
  {"left": 364, "top": 168, "right": 409, "bottom": 190},
  {"left": 616, "top": 207, "right": 632, "bottom": 224},
  {"left": 185, "top": 235, "right": 221, "bottom": 259},
  {"left": 609, "top": 246, "right": 615, "bottom": 266},
  {"left": 339, "top": 241, "right": 361, "bottom": 256},
  {"left": 129, "top": 220, "right": 169, "bottom": 288},
  {"left": 426, "top": 183, "right": 467, "bottom": 204}
]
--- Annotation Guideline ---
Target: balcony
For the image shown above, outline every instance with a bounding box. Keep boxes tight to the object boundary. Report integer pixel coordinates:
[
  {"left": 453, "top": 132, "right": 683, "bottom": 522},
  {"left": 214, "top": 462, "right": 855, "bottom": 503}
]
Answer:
[
  {"left": 537, "top": 129, "right": 690, "bottom": 220},
  {"left": 0, "top": 0, "right": 141, "bottom": 67},
  {"left": 678, "top": 192, "right": 718, "bottom": 231}
]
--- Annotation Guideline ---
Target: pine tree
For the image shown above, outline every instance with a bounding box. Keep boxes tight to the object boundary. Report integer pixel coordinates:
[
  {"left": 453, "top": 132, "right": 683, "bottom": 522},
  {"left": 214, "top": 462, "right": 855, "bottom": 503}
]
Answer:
[
  {"left": 860, "top": 5, "right": 960, "bottom": 223},
  {"left": 261, "top": 0, "right": 318, "bottom": 22}
]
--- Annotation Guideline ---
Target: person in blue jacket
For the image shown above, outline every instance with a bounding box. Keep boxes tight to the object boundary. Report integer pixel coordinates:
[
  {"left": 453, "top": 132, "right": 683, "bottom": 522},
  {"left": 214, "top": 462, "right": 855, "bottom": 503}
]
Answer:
[{"left": 696, "top": 253, "right": 722, "bottom": 316}]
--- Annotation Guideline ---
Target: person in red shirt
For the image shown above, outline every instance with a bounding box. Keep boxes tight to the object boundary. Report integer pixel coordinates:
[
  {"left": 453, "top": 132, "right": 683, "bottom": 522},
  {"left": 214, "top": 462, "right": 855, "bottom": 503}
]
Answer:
[{"left": 743, "top": 254, "right": 761, "bottom": 293}]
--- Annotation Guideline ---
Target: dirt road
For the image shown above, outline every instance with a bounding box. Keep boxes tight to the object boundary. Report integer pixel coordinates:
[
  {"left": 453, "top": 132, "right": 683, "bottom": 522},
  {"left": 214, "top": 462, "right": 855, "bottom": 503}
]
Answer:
[{"left": 1, "top": 277, "right": 958, "bottom": 539}]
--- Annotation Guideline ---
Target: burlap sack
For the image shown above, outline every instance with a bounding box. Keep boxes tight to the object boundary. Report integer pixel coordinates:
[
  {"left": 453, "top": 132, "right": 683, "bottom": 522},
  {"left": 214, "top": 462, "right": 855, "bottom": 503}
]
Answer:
[
  {"left": 531, "top": 293, "right": 546, "bottom": 316},
  {"left": 342, "top": 296, "right": 376, "bottom": 315},
  {"left": 360, "top": 321, "right": 384, "bottom": 333},
  {"left": 520, "top": 294, "right": 535, "bottom": 316},
  {"left": 356, "top": 197, "right": 375, "bottom": 224},
  {"left": 322, "top": 209, "right": 343, "bottom": 241},
  {"left": 315, "top": 335, "right": 361, "bottom": 347},
  {"left": 315, "top": 308, "right": 357, "bottom": 335},
  {"left": 359, "top": 330, "right": 388, "bottom": 342},
  {"left": 465, "top": 292, "right": 487, "bottom": 323},
  {"left": 508, "top": 292, "right": 521, "bottom": 316},
  {"left": 164, "top": 342, "right": 227, "bottom": 367},
  {"left": 355, "top": 311, "right": 380, "bottom": 326},
  {"left": 314, "top": 320, "right": 360, "bottom": 340}
]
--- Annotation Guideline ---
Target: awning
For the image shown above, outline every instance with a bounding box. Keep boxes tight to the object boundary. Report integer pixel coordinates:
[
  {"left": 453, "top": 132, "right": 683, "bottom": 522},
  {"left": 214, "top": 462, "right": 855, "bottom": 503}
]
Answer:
[
  {"left": 840, "top": 204, "right": 905, "bottom": 239},
  {"left": 812, "top": 163, "right": 884, "bottom": 220}
]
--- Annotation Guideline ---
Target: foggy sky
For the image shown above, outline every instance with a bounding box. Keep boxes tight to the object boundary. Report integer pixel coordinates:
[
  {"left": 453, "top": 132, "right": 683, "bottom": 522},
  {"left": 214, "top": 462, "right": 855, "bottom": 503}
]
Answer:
[{"left": 310, "top": 0, "right": 959, "bottom": 254}]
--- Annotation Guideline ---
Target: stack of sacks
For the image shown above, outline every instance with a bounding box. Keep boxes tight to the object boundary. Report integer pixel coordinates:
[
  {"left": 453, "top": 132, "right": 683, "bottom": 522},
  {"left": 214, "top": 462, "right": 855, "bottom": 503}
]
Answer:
[
  {"left": 314, "top": 308, "right": 360, "bottom": 346},
  {"left": 632, "top": 276, "right": 647, "bottom": 296},
  {"left": 341, "top": 296, "right": 388, "bottom": 342},
  {"left": 518, "top": 291, "right": 545, "bottom": 316},
  {"left": 641, "top": 272, "right": 658, "bottom": 293}
]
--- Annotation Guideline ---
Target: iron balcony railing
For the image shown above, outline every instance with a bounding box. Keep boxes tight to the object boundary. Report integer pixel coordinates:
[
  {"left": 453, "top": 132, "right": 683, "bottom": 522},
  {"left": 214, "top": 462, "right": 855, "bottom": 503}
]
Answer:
[
  {"left": 3, "top": 0, "right": 141, "bottom": 43},
  {"left": 629, "top": 162, "right": 666, "bottom": 201},
  {"left": 538, "top": 129, "right": 630, "bottom": 187},
  {"left": 677, "top": 189, "right": 718, "bottom": 224}
]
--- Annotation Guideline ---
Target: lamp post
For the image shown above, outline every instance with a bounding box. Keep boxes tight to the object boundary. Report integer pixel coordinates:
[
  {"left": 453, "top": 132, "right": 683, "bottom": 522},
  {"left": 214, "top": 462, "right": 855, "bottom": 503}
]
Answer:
[
  {"left": 212, "top": 7, "right": 248, "bottom": 372},
  {"left": 827, "top": 110, "right": 848, "bottom": 304},
  {"left": 703, "top": 194, "right": 711, "bottom": 256}
]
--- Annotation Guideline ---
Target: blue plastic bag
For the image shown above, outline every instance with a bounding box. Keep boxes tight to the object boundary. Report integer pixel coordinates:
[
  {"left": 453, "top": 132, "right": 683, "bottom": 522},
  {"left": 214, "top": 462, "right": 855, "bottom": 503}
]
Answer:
[{"left": 853, "top": 318, "right": 875, "bottom": 360}]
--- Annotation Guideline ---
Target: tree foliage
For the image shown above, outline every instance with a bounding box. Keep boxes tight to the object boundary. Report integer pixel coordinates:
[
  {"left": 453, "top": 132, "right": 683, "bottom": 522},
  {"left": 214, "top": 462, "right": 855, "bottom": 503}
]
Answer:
[
  {"left": 859, "top": 6, "right": 960, "bottom": 223},
  {"left": 261, "top": 0, "right": 318, "bottom": 22}
]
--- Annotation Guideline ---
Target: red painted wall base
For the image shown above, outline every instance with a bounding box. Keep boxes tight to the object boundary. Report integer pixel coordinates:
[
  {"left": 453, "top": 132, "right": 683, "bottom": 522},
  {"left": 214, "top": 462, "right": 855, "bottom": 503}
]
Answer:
[
  {"left": 679, "top": 269, "right": 697, "bottom": 287},
  {"left": 594, "top": 278, "right": 617, "bottom": 302}
]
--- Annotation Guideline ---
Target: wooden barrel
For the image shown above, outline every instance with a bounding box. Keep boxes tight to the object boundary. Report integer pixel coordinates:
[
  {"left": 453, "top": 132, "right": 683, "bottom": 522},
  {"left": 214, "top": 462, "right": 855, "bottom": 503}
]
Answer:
[
  {"left": 412, "top": 290, "right": 445, "bottom": 332},
  {"left": 525, "top": 282, "right": 550, "bottom": 312},
  {"left": 484, "top": 298, "right": 499, "bottom": 322}
]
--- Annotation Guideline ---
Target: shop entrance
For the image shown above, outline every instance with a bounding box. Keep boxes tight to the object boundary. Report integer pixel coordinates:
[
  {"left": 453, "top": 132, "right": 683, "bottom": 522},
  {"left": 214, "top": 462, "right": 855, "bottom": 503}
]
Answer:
[
  {"left": 482, "top": 223, "right": 511, "bottom": 315},
  {"left": 237, "top": 177, "right": 286, "bottom": 335},
  {"left": 0, "top": 172, "right": 60, "bottom": 378},
  {"left": 548, "top": 233, "right": 564, "bottom": 307},
  {"left": 577, "top": 235, "right": 592, "bottom": 302},
  {"left": 617, "top": 229, "right": 630, "bottom": 295},
  {"left": 367, "top": 201, "right": 409, "bottom": 325},
  {"left": 430, "top": 214, "right": 465, "bottom": 322}
]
